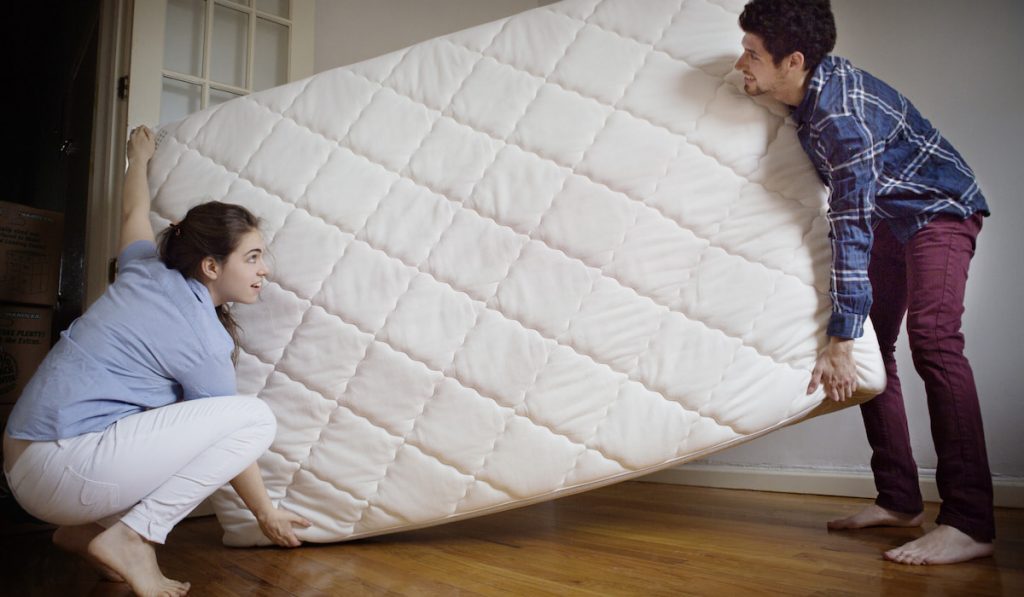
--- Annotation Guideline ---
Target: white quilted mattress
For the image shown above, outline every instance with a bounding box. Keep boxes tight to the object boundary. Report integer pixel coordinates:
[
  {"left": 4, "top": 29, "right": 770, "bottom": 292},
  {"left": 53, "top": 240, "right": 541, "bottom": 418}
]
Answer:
[{"left": 147, "top": 0, "right": 885, "bottom": 545}]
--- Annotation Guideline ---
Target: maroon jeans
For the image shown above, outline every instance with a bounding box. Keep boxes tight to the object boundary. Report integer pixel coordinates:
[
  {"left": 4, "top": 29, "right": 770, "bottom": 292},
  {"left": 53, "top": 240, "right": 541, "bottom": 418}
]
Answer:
[{"left": 861, "top": 212, "right": 994, "bottom": 541}]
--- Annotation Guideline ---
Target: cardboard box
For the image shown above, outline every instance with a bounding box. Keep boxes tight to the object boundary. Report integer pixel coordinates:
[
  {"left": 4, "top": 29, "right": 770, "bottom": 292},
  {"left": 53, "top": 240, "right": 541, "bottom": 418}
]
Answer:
[
  {"left": 0, "top": 201, "right": 64, "bottom": 307},
  {"left": 0, "top": 304, "right": 52, "bottom": 404}
]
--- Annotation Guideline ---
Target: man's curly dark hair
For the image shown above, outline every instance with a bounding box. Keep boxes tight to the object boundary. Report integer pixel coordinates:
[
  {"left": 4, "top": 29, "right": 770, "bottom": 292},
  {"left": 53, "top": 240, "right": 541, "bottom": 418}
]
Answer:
[{"left": 739, "top": 0, "right": 836, "bottom": 72}]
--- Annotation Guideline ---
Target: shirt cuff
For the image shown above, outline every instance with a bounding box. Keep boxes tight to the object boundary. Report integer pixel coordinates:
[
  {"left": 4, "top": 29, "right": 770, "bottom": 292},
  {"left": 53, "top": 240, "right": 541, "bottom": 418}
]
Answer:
[{"left": 827, "top": 312, "right": 865, "bottom": 340}]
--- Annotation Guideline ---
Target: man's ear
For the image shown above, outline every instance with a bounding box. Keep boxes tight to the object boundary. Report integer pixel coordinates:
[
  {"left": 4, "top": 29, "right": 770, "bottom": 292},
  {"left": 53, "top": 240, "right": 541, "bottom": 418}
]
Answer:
[
  {"left": 787, "top": 50, "right": 806, "bottom": 72},
  {"left": 200, "top": 256, "right": 220, "bottom": 281}
]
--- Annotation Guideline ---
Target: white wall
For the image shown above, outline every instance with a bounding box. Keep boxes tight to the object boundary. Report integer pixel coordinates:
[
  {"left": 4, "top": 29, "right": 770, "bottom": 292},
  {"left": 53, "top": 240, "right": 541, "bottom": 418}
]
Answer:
[
  {"left": 696, "top": 0, "right": 1024, "bottom": 485},
  {"left": 309, "top": 1, "right": 1024, "bottom": 491},
  {"left": 314, "top": 0, "right": 550, "bottom": 72}
]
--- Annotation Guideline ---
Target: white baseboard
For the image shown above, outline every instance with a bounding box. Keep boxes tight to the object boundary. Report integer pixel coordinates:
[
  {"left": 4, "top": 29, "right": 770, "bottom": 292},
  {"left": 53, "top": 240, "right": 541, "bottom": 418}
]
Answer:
[{"left": 640, "top": 464, "right": 1024, "bottom": 509}]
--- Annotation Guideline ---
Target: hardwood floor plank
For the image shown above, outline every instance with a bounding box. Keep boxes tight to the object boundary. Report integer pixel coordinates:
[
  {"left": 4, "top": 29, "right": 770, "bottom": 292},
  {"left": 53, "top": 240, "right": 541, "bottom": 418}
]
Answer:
[{"left": 2, "top": 482, "right": 1020, "bottom": 595}]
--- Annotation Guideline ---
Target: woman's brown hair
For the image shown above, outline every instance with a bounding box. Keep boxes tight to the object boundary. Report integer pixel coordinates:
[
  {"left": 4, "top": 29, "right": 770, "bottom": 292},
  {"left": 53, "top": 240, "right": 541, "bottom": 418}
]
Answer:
[{"left": 157, "top": 201, "right": 261, "bottom": 361}]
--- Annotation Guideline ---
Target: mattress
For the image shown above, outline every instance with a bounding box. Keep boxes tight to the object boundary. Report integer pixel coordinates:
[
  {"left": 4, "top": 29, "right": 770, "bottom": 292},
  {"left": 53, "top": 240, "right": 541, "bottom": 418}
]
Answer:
[{"left": 146, "top": 0, "right": 885, "bottom": 546}]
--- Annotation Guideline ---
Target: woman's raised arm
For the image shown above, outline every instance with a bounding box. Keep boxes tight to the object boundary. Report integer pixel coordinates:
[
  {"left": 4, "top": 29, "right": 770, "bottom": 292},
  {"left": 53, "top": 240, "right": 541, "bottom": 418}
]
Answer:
[{"left": 119, "top": 126, "right": 157, "bottom": 252}]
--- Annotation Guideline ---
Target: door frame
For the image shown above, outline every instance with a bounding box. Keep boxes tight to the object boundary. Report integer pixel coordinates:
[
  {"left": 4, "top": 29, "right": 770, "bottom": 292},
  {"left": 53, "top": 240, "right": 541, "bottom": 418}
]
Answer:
[{"left": 85, "top": 0, "right": 133, "bottom": 306}]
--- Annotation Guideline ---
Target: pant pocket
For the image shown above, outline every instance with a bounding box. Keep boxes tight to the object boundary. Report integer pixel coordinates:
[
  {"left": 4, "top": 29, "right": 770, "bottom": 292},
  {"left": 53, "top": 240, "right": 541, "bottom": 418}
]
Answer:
[{"left": 38, "top": 466, "right": 121, "bottom": 526}]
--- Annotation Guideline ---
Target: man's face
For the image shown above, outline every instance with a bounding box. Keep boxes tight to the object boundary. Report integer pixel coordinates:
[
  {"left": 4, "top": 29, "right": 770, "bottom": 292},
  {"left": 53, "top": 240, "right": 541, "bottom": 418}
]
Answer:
[{"left": 734, "top": 33, "right": 785, "bottom": 97}]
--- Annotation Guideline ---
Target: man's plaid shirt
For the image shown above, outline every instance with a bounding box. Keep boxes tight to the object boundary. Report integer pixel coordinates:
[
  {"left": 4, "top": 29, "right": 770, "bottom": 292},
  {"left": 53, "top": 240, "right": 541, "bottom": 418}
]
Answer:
[{"left": 791, "top": 55, "right": 989, "bottom": 339}]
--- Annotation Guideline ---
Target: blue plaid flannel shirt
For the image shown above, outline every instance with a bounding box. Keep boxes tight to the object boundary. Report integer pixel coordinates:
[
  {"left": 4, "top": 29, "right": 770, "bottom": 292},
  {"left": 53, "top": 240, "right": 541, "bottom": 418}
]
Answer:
[{"left": 791, "top": 56, "right": 989, "bottom": 339}]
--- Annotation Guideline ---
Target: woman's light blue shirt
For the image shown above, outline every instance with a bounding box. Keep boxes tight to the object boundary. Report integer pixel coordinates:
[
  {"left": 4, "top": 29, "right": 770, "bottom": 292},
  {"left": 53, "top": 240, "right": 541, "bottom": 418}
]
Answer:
[{"left": 5, "top": 240, "right": 237, "bottom": 440}]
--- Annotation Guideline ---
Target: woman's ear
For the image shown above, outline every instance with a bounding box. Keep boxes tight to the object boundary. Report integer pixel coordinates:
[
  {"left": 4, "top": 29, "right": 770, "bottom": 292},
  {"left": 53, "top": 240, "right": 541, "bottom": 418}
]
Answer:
[{"left": 200, "top": 256, "right": 220, "bottom": 281}]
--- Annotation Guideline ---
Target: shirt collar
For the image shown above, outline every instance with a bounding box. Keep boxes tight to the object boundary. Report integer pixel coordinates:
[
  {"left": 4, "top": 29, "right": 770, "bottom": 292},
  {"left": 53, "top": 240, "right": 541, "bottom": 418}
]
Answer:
[
  {"left": 186, "top": 276, "right": 213, "bottom": 304},
  {"left": 791, "top": 55, "right": 839, "bottom": 125}
]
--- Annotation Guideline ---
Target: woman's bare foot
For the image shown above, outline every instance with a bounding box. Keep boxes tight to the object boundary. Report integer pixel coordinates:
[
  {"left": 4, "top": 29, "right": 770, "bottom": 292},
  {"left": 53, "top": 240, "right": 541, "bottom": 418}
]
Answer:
[
  {"left": 87, "top": 522, "right": 190, "bottom": 596},
  {"left": 53, "top": 524, "right": 125, "bottom": 582},
  {"left": 884, "top": 524, "right": 994, "bottom": 565},
  {"left": 827, "top": 504, "right": 925, "bottom": 530}
]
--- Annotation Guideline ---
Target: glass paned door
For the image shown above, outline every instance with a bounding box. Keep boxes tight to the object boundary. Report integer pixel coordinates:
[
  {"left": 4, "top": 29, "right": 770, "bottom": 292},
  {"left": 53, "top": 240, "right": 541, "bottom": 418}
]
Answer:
[
  {"left": 164, "top": 0, "right": 204, "bottom": 76},
  {"left": 211, "top": 3, "right": 248, "bottom": 87},
  {"left": 158, "top": 0, "right": 294, "bottom": 125},
  {"left": 160, "top": 77, "right": 202, "bottom": 125},
  {"left": 255, "top": 17, "right": 288, "bottom": 91}
]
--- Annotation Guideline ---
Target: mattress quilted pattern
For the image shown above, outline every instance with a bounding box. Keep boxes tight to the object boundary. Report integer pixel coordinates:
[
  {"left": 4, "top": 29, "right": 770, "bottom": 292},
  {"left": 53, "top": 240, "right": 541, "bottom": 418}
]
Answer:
[{"left": 147, "top": 0, "right": 885, "bottom": 545}]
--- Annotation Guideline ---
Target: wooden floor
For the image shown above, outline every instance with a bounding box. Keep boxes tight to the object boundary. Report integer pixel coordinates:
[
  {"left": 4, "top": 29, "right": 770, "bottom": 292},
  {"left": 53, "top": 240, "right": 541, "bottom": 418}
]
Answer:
[{"left": 2, "top": 481, "right": 1021, "bottom": 596}]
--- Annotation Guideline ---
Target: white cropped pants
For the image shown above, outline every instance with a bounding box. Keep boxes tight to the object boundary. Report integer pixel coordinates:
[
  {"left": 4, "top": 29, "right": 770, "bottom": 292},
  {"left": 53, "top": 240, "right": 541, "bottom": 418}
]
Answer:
[{"left": 3, "top": 395, "right": 275, "bottom": 544}]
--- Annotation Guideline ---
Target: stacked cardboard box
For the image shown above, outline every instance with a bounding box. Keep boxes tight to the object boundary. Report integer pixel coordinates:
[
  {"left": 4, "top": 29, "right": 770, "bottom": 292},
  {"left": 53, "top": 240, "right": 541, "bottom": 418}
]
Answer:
[{"left": 0, "top": 200, "right": 63, "bottom": 438}]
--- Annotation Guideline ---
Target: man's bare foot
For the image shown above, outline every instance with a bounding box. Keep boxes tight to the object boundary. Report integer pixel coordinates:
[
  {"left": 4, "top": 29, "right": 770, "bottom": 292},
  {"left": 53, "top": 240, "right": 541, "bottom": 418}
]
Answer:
[
  {"left": 53, "top": 524, "right": 125, "bottom": 582},
  {"left": 827, "top": 504, "right": 925, "bottom": 530},
  {"left": 884, "top": 524, "right": 994, "bottom": 565},
  {"left": 87, "top": 522, "right": 190, "bottom": 596}
]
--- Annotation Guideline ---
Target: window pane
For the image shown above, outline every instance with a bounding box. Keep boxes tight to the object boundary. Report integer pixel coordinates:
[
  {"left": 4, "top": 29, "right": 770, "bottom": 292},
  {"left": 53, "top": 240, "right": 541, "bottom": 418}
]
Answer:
[
  {"left": 256, "top": 0, "right": 289, "bottom": 18},
  {"left": 164, "top": 0, "right": 205, "bottom": 76},
  {"left": 254, "top": 18, "right": 288, "bottom": 91},
  {"left": 160, "top": 77, "right": 202, "bottom": 125},
  {"left": 211, "top": 4, "right": 248, "bottom": 87},
  {"left": 209, "top": 88, "right": 244, "bottom": 108}
]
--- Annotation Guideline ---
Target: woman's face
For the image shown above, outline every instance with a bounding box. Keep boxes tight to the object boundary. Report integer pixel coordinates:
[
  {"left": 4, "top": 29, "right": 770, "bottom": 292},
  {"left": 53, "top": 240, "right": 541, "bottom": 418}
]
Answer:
[{"left": 205, "top": 229, "right": 269, "bottom": 306}]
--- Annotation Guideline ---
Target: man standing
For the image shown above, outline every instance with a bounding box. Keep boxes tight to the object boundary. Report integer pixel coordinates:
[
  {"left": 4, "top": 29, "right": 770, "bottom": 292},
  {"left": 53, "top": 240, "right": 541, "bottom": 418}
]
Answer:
[{"left": 733, "top": 0, "right": 993, "bottom": 564}]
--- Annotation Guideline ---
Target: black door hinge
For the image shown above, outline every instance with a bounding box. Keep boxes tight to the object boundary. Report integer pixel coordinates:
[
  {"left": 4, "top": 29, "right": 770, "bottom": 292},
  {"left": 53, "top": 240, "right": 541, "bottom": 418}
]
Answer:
[{"left": 117, "top": 76, "right": 129, "bottom": 100}]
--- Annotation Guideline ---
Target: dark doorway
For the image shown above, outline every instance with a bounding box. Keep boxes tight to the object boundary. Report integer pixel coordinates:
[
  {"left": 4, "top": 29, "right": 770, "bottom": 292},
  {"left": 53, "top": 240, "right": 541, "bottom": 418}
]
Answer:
[{"left": 3, "top": 0, "right": 101, "bottom": 330}]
